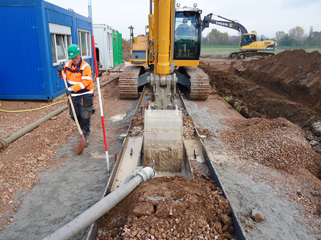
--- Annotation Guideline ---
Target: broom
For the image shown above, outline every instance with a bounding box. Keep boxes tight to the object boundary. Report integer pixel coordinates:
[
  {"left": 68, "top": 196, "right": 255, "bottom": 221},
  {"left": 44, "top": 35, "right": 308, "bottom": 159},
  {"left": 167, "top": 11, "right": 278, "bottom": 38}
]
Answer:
[{"left": 62, "top": 70, "right": 86, "bottom": 155}]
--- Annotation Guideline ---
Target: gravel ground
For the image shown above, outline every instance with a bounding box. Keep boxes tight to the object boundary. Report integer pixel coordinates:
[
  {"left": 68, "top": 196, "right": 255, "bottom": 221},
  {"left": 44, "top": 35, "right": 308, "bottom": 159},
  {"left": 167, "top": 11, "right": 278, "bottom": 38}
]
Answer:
[
  {"left": 185, "top": 97, "right": 321, "bottom": 239},
  {"left": 0, "top": 73, "right": 138, "bottom": 239}
]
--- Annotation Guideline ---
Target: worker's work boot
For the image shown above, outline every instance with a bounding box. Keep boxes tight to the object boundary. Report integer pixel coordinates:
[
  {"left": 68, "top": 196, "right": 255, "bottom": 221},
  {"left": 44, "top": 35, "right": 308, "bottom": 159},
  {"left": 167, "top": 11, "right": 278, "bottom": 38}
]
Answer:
[{"left": 84, "top": 135, "right": 89, "bottom": 147}]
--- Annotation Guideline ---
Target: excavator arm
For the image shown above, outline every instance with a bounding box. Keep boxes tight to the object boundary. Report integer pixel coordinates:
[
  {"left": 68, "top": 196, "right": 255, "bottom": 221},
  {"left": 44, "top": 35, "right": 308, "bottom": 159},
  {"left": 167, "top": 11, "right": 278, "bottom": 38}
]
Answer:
[{"left": 202, "top": 13, "right": 248, "bottom": 35}]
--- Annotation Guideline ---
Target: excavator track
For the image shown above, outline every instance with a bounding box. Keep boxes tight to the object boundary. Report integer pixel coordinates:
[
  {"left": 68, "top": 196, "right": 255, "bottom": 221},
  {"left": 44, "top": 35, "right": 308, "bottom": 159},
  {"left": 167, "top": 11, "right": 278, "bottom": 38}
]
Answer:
[
  {"left": 119, "top": 66, "right": 144, "bottom": 99},
  {"left": 184, "top": 66, "right": 210, "bottom": 100},
  {"left": 229, "top": 51, "right": 275, "bottom": 59}
]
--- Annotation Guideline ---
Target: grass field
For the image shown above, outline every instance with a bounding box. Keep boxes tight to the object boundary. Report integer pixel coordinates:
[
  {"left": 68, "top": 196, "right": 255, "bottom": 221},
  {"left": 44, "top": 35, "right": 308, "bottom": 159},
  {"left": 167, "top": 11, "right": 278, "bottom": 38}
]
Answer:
[{"left": 201, "top": 45, "right": 321, "bottom": 58}]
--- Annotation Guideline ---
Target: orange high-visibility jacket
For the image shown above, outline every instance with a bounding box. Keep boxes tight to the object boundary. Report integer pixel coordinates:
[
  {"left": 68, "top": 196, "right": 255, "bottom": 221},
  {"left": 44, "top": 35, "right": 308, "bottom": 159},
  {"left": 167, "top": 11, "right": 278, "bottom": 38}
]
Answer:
[{"left": 63, "top": 59, "right": 94, "bottom": 98}]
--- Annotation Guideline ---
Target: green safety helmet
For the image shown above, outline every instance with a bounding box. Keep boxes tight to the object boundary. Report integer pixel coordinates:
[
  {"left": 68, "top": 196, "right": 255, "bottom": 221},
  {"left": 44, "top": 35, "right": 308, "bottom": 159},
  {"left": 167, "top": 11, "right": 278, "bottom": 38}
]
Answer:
[{"left": 68, "top": 44, "right": 80, "bottom": 59}]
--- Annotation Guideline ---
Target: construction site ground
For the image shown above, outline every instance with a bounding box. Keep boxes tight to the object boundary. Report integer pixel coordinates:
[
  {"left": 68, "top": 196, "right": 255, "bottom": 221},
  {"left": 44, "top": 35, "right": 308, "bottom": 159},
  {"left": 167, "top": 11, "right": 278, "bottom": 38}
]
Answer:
[{"left": 0, "top": 48, "right": 321, "bottom": 239}]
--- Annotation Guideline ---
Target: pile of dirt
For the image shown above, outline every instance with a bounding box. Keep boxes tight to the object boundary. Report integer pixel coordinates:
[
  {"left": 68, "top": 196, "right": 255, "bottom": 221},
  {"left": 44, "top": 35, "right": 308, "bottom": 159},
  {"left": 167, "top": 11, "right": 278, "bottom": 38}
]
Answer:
[
  {"left": 219, "top": 116, "right": 321, "bottom": 230},
  {"left": 233, "top": 49, "right": 321, "bottom": 116},
  {"left": 199, "top": 54, "right": 321, "bottom": 156},
  {"left": 97, "top": 172, "right": 235, "bottom": 240},
  {"left": 199, "top": 58, "right": 321, "bottom": 129},
  {"left": 221, "top": 117, "right": 321, "bottom": 178},
  {"left": 122, "top": 39, "right": 130, "bottom": 62},
  {"left": 183, "top": 116, "right": 195, "bottom": 139}
]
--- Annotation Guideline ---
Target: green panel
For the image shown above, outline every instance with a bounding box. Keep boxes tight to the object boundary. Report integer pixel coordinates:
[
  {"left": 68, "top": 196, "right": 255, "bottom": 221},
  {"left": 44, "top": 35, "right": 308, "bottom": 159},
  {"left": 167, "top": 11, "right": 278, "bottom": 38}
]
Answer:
[{"left": 112, "top": 30, "right": 123, "bottom": 67}]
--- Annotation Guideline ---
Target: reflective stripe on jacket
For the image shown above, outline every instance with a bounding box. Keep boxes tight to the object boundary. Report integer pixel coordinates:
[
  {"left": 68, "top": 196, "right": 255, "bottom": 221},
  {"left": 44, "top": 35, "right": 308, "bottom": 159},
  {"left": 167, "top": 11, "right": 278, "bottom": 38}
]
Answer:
[{"left": 63, "top": 59, "right": 94, "bottom": 98}]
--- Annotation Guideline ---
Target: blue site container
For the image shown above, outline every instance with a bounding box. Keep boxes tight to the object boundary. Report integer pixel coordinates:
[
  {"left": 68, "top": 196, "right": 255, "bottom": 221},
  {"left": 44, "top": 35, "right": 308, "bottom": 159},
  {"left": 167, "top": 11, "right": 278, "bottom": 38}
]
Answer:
[{"left": 0, "top": 0, "right": 94, "bottom": 100}]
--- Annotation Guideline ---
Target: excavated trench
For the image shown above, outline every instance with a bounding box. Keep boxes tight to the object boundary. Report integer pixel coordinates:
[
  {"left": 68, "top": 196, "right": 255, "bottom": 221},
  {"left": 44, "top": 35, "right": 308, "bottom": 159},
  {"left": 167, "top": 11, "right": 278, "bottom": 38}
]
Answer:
[
  {"left": 200, "top": 50, "right": 321, "bottom": 182},
  {"left": 95, "top": 87, "right": 239, "bottom": 239}
]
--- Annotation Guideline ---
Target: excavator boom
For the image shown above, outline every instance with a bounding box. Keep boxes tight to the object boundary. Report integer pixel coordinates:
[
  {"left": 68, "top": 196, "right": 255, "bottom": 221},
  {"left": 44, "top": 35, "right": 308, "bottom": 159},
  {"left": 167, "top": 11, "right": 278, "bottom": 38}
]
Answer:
[{"left": 203, "top": 13, "right": 248, "bottom": 35}]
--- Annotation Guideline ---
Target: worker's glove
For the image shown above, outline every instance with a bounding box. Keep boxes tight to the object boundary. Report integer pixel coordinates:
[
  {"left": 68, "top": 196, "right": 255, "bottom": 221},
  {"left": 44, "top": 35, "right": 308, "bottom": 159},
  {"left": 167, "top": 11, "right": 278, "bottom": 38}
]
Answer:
[
  {"left": 66, "top": 87, "right": 74, "bottom": 96},
  {"left": 57, "top": 65, "right": 63, "bottom": 75}
]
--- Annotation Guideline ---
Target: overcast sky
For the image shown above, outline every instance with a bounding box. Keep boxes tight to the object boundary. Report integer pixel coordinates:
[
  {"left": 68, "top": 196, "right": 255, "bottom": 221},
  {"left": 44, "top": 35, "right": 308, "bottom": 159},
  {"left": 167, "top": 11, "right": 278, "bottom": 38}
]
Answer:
[{"left": 46, "top": 0, "right": 321, "bottom": 40}]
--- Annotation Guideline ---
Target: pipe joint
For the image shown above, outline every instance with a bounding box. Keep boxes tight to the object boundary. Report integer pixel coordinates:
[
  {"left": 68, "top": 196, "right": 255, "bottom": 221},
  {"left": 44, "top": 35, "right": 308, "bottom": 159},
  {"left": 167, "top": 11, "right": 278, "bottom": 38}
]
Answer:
[
  {"left": 0, "top": 139, "right": 8, "bottom": 150},
  {"left": 138, "top": 166, "right": 156, "bottom": 181},
  {"left": 125, "top": 166, "right": 156, "bottom": 183}
]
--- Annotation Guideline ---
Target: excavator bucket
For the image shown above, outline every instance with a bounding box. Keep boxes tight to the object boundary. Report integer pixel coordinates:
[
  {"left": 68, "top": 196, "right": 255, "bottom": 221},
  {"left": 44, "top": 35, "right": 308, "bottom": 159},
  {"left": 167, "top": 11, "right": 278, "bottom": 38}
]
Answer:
[{"left": 144, "top": 108, "right": 184, "bottom": 172}]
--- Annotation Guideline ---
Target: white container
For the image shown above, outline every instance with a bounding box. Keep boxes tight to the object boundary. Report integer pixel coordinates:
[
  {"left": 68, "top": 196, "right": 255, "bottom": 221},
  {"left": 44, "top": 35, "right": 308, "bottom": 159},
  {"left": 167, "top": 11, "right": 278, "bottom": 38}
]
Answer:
[{"left": 93, "top": 24, "right": 113, "bottom": 71}]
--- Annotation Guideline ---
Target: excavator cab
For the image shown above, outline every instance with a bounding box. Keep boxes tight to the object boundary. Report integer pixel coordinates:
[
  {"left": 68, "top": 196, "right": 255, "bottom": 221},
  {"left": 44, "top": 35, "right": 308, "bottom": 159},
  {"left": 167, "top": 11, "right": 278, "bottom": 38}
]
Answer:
[
  {"left": 240, "top": 33, "right": 257, "bottom": 46},
  {"left": 174, "top": 7, "right": 202, "bottom": 61}
]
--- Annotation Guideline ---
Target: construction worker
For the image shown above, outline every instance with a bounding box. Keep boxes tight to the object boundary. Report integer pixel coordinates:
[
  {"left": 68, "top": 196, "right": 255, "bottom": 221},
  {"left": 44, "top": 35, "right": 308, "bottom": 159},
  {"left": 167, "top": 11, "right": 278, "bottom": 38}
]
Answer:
[
  {"left": 175, "top": 18, "right": 195, "bottom": 56},
  {"left": 57, "top": 44, "right": 94, "bottom": 147}
]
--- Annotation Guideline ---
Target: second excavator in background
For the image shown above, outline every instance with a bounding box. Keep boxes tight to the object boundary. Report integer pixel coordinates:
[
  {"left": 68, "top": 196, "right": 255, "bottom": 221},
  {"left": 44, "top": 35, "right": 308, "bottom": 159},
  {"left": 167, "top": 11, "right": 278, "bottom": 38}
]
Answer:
[{"left": 205, "top": 13, "right": 277, "bottom": 59}]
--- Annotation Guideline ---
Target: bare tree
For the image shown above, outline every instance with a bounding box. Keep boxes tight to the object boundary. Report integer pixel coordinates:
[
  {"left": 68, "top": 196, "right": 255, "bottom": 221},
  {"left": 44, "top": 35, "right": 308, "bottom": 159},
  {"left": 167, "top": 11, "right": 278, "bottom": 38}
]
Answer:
[
  {"left": 275, "top": 31, "right": 285, "bottom": 42},
  {"left": 289, "top": 26, "right": 305, "bottom": 41}
]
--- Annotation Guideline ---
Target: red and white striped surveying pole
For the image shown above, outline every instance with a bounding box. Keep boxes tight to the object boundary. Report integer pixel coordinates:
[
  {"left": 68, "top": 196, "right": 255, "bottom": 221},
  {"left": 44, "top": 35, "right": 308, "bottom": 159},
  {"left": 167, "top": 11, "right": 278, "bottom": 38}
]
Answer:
[{"left": 91, "top": 35, "right": 109, "bottom": 172}]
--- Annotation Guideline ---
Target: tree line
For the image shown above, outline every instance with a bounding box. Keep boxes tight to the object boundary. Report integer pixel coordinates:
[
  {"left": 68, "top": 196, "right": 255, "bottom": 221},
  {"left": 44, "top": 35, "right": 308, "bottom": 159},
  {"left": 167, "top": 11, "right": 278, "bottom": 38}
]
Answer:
[{"left": 202, "top": 26, "right": 321, "bottom": 47}]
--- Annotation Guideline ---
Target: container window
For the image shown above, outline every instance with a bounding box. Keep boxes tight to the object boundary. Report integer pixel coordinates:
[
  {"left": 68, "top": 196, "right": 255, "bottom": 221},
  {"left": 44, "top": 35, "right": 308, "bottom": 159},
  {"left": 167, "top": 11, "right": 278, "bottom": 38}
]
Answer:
[
  {"left": 50, "top": 33, "right": 70, "bottom": 65},
  {"left": 50, "top": 34, "right": 57, "bottom": 63},
  {"left": 49, "top": 24, "right": 71, "bottom": 66},
  {"left": 78, "top": 29, "right": 91, "bottom": 59},
  {"left": 67, "top": 36, "right": 72, "bottom": 48},
  {"left": 108, "top": 33, "right": 112, "bottom": 52},
  {"left": 56, "top": 35, "right": 67, "bottom": 60},
  {"left": 81, "top": 32, "right": 87, "bottom": 56}
]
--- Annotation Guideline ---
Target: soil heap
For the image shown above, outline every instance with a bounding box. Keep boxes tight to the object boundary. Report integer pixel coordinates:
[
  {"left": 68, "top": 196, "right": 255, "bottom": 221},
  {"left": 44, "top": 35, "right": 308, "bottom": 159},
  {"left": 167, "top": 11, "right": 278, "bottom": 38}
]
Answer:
[
  {"left": 97, "top": 172, "right": 235, "bottom": 240},
  {"left": 233, "top": 49, "right": 321, "bottom": 116},
  {"left": 122, "top": 39, "right": 130, "bottom": 62},
  {"left": 200, "top": 51, "right": 321, "bottom": 129}
]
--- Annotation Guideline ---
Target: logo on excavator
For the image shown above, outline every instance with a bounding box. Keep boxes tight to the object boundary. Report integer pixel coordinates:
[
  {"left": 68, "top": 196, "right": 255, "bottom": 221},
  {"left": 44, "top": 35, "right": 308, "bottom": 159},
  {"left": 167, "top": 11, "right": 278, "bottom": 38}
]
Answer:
[
  {"left": 216, "top": 22, "right": 229, "bottom": 27},
  {"left": 229, "top": 23, "right": 233, "bottom": 28}
]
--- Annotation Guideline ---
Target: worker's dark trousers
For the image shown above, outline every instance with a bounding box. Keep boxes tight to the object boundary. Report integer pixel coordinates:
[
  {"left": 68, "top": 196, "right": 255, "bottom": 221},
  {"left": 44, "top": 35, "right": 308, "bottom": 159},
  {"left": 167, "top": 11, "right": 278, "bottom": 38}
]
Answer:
[{"left": 69, "top": 96, "right": 94, "bottom": 138}]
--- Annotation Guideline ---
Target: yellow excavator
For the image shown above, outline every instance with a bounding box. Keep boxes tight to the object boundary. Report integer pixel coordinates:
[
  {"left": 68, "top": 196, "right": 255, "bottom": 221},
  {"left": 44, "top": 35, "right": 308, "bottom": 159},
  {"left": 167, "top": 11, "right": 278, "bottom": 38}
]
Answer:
[
  {"left": 120, "top": 2, "right": 210, "bottom": 102},
  {"left": 204, "top": 14, "right": 277, "bottom": 59}
]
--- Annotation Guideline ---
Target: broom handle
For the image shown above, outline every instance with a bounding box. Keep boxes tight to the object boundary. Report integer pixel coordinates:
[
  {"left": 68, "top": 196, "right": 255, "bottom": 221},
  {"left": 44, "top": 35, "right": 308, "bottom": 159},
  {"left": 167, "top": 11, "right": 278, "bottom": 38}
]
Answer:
[{"left": 62, "top": 71, "right": 84, "bottom": 138}]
